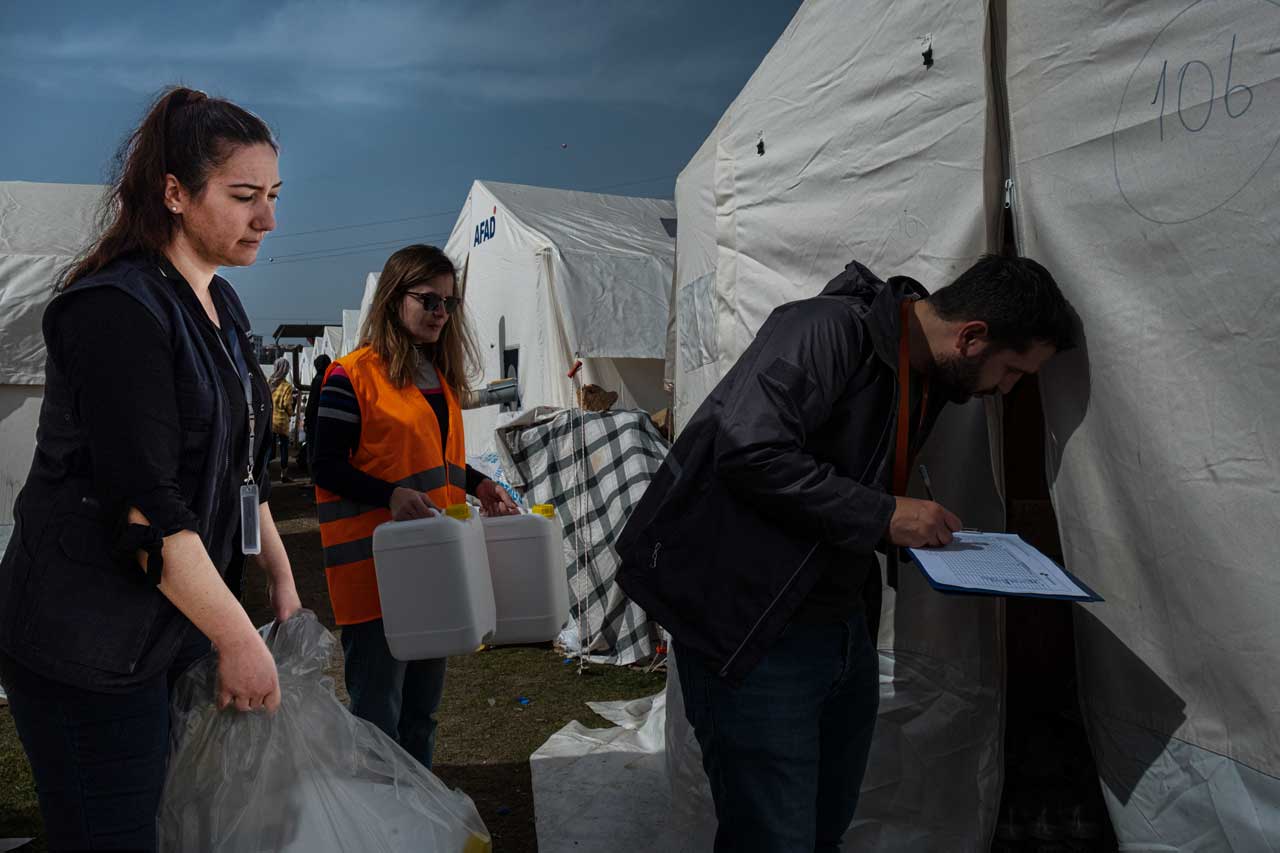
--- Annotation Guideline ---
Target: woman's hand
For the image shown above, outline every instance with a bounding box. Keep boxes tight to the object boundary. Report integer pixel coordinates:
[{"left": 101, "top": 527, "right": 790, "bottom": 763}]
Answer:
[
  {"left": 476, "top": 479, "right": 520, "bottom": 517},
  {"left": 269, "top": 575, "right": 302, "bottom": 624},
  {"left": 390, "top": 487, "right": 439, "bottom": 520},
  {"left": 216, "top": 629, "right": 281, "bottom": 713},
  {"left": 253, "top": 502, "right": 301, "bottom": 624}
]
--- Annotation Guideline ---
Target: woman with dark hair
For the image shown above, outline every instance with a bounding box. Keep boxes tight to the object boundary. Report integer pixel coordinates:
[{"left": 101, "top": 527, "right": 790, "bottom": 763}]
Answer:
[
  {"left": 313, "top": 244, "right": 518, "bottom": 769},
  {"left": 0, "top": 86, "right": 300, "bottom": 849}
]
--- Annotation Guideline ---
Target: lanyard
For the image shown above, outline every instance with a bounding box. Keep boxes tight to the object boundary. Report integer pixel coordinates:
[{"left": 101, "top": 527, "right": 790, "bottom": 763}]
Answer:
[
  {"left": 157, "top": 260, "right": 257, "bottom": 487},
  {"left": 892, "top": 299, "right": 930, "bottom": 496},
  {"left": 219, "top": 325, "right": 257, "bottom": 485}
]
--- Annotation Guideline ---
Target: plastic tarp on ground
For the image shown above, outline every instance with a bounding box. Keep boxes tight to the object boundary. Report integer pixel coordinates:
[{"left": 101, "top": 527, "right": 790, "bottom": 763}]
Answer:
[
  {"left": 0, "top": 181, "right": 104, "bottom": 523},
  {"left": 535, "top": 0, "right": 1012, "bottom": 849},
  {"left": 1006, "top": 2, "right": 1280, "bottom": 847},
  {"left": 444, "top": 181, "right": 675, "bottom": 454}
]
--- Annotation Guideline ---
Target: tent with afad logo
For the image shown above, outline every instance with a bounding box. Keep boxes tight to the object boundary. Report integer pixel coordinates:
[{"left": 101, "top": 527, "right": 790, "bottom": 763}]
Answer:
[{"left": 443, "top": 180, "right": 675, "bottom": 454}]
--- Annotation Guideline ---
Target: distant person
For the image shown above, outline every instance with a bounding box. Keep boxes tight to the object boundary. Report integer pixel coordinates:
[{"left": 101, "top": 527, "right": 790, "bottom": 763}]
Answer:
[
  {"left": 304, "top": 353, "right": 332, "bottom": 471},
  {"left": 618, "top": 255, "right": 1077, "bottom": 853},
  {"left": 313, "top": 244, "right": 518, "bottom": 769},
  {"left": 269, "top": 356, "right": 295, "bottom": 482},
  {"left": 0, "top": 86, "right": 301, "bottom": 850}
]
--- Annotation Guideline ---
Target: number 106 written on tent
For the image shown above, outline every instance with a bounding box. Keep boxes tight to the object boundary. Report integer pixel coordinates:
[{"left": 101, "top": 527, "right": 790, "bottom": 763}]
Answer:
[{"left": 1151, "top": 34, "right": 1253, "bottom": 140}]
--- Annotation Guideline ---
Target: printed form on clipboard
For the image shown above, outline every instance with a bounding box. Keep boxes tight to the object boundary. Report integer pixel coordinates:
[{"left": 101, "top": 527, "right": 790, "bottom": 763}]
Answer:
[{"left": 908, "top": 532, "right": 1103, "bottom": 602}]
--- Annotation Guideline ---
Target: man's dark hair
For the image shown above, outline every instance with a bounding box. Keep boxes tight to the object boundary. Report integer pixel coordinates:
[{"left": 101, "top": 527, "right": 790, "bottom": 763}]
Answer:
[
  {"left": 314, "top": 354, "right": 332, "bottom": 372},
  {"left": 927, "top": 254, "right": 1076, "bottom": 353}
]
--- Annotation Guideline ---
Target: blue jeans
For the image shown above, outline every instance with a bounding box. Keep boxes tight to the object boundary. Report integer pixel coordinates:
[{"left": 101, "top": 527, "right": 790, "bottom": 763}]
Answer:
[
  {"left": 0, "top": 628, "right": 210, "bottom": 851},
  {"left": 677, "top": 612, "right": 880, "bottom": 853},
  {"left": 341, "top": 618, "right": 447, "bottom": 769}
]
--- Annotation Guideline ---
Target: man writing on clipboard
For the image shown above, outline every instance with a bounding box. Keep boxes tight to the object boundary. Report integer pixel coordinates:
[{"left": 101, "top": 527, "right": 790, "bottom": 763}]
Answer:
[{"left": 617, "top": 254, "right": 1076, "bottom": 853}]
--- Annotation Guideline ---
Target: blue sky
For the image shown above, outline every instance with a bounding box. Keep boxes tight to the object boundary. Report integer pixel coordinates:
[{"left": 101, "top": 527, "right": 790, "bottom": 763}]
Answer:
[{"left": 0, "top": 1, "right": 802, "bottom": 336}]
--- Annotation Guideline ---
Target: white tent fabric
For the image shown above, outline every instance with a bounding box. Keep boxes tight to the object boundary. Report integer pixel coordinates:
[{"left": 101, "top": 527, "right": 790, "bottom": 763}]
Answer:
[
  {"left": 313, "top": 325, "right": 343, "bottom": 364},
  {"left": 356, "top": 272, "right": 378, "bottom": 342},
  {"left": 0, "top": 181, "right": 104, "bottom": 523},
  {"left": 297, "top": 344, "right": 315, "bottom": 388},
  {"left": 444, "top": 180, "right": 674, "bottom": 454},
  {"left": 669, "top": 122, "right": 722, "bottom": 434},
  {"left": 340, "top": 309, "right": 361, "bottom": 357},
  {"left": 1007, "top": 2, "right": 1280, "bottom": 847},
  {"left": 535, "top": 1, "right": 1012, "bottom": 850}
]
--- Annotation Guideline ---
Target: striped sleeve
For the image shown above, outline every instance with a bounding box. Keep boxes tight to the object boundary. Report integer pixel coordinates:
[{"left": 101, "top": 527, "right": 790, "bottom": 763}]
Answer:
[
  {"left": 312, "top": 365, "right": 397, "bottom": 508},
  {"left": 316, "top": 364, "right": 360, "bottom": 424}
]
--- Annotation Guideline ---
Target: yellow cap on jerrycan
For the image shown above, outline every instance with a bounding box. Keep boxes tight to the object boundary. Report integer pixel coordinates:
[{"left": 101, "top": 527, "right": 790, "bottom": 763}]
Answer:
[
  {"left": 531, "top": 503, "right": 555, "bottom": 520},
  {"left": 445, "top": 503, "right": 472, "bottom": 520}
]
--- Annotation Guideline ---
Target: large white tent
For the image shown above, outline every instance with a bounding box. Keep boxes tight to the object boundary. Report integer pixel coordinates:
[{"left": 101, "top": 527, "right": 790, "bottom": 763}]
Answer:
[
  {"left": 0, "top": 181, "right": 105, "bottom": 526},
  {"left": 534, "top": 0, "right": 1280, "bottom": 850},
  {"left": 444, "top": 180, "right": 675, "bottom": 453}
]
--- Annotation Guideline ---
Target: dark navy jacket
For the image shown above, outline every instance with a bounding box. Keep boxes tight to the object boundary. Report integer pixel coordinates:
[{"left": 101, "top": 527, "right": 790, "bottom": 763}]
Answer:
[
  {"left": 616, "top": 261, "right": 942, "bottom": 684},
  {"left": 0, "top": 254, "right": 268, "bottom": 691}
]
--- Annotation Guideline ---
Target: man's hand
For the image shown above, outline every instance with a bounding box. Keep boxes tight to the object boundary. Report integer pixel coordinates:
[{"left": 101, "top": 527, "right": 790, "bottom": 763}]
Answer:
[{"left": 888, "top": 497, "right": 962, "bottom": 547}]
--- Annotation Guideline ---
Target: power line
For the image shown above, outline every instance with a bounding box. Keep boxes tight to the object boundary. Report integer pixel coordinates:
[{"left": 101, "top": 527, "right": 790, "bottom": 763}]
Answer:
[
  {"left": 267, "top": 210, "right": 459, "bottom": 240},
  {"left": 266, "top": 234, "right": 440, "bottom": 262},
  {"left": 264, "top": 238, "right": 450, "bottom": 266},
  {"left": 263, "top": 174, "right": 676, "bottom": 242},
  {"left": 266, "top": 231, "right": 452, "bottom": 264}
]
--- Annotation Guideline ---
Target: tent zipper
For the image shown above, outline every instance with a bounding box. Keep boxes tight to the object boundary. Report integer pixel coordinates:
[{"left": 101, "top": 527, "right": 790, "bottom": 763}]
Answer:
[{"left": 988, "top": 0, "right": 1020, "bottom": 253}]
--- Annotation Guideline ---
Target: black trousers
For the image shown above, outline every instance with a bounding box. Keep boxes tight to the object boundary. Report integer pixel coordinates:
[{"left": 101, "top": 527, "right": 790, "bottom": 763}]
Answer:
[
  {"left": 275, "top": 433, "right": 290, "bottom": 473},
  {"left": 0, "top": 629, "right": 210, "bottom": 850}
]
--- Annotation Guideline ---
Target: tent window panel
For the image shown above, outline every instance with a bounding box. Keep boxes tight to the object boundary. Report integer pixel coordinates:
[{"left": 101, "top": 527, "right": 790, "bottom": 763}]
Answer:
[
  {"left": 501, "top": 347, "right": 520, "bottom": 412},
  {"left": 678, "top": 271, "right": 717, "bottom": 372}
]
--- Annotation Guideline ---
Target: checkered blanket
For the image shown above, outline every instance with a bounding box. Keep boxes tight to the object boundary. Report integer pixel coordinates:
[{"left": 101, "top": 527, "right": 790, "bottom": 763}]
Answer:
[{"left": 495, "top": 407, "right": 667, "bottom": 666}]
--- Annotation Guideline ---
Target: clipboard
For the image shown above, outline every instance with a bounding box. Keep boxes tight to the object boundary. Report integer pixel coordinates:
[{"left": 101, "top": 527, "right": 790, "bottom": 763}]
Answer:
[{"left": 907, "top": 532, "right": 1103, "bottom": 602}]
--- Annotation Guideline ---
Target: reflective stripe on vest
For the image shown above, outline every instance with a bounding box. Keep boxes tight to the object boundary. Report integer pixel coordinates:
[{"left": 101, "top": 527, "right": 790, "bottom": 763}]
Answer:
[
  {"left": 315, "top": 463, "right": 467, "bottom": 524},
  {"left": 314, "top": 347, "right": 467, "bottom": 625}
]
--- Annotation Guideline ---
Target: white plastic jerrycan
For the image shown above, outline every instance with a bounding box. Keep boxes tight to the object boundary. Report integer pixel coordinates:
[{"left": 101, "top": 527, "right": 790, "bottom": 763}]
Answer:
[
  {"left": 372, "top": 504, "right": 497, "bottom": 661},
  {"left": 482, "top": 504, "right": 570, "bottom": 645}
]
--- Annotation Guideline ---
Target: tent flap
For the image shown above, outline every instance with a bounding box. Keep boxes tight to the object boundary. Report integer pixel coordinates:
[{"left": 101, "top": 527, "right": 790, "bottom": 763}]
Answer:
[{"left": 1006, "top": 0, "right": 1280, "bottom": 845}]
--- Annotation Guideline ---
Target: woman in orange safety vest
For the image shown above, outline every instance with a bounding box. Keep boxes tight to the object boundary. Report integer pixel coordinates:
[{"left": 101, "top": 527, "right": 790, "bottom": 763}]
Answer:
[{"left": 312, "top": 244, "right": 517, "bottom": 768}]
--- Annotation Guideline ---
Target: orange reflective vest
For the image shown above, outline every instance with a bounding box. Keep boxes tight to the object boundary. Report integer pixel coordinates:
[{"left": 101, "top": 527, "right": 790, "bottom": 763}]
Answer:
[{"left": 316, "top": 346, "right": 467, "bottom": 625}]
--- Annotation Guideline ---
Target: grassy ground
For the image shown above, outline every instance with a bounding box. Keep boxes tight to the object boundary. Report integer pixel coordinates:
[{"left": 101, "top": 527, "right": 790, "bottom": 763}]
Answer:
[{"left": 0, "top": 467, "right": 664, "bottom": 851}]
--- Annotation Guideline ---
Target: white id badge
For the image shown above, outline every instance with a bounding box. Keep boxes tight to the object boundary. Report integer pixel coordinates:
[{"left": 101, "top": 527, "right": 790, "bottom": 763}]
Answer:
[{"left": 240, "top": 483, "right": 261, "bottom": 555}]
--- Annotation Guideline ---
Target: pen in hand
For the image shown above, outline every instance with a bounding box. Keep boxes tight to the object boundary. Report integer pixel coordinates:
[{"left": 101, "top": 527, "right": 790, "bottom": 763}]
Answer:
[
  {"left": 918, "top": 464, "right": 936, "bottom": 502},
  {"left": 918, "top": 464, "right": 980, "bottom": 534}
]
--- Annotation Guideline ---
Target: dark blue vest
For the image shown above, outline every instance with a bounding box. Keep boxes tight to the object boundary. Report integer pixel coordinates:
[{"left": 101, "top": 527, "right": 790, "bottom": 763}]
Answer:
[{"left": 0, "top": 254, "right": 254, "bottom": 691}]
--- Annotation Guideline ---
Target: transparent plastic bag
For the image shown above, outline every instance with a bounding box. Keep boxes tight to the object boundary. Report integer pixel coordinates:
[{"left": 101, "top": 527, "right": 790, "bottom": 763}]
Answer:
[{"left": 158, "top": 610, "right": 491, "bottom": 852}]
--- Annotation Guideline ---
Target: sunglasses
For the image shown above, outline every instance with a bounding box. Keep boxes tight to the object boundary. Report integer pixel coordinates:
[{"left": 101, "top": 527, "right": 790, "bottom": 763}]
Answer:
[{"left": 403, "top": 290, "right": 462, "bottom": 315}]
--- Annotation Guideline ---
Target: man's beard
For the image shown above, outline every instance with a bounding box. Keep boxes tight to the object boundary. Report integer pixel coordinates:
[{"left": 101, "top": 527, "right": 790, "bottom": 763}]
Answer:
[{"left": 931, "top": 353, "right": 988, "bottom": 403}]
